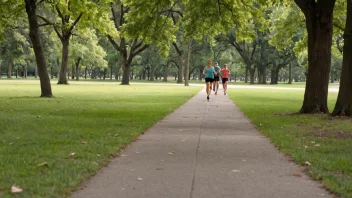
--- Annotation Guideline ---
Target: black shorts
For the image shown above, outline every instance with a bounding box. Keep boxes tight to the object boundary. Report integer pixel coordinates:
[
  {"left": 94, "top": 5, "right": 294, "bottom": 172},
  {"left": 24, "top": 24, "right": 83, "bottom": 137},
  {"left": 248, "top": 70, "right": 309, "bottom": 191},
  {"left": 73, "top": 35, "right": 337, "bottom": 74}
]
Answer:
[
  {"left": 222, "top": 78, "right": 228, "bottom": 83},
  {"left": 214, "top": 75, "right": 220, "bottom": 81},
  {"left": 205, "top": 78, "right": 214, "bottom": 83}
]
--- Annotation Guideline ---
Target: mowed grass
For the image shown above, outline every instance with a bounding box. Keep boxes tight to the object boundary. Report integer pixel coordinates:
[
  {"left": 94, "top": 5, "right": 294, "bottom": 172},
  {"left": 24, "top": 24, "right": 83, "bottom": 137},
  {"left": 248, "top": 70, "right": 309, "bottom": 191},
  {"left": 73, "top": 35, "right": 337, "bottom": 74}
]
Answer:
[
  {"left": 227, "top": 88, "right": 352, "bottom": 198},
  {"left": 0, "top": 81, "right": 201, "bottom": 197}
]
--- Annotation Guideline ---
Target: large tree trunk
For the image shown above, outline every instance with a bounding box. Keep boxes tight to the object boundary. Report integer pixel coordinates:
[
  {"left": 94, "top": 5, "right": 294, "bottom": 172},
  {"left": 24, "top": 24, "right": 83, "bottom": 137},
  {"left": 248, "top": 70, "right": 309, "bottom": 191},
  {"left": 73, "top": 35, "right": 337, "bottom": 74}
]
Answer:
[
  {"left": 332, "top": 0, "right": 352, "bottom": 116},
  {"left": 270, "top": 68, "right": 276, "bottom": 84},
  {"left": 85, "top": 66, "right": 87, "bottom": 79},
  {"left": 121, "top": 57, "right": 131, "bottom": 85},
  {"left": 35, "top": 65, "right": 38, "bottom": 78},
  {"left": 0, "top": 63, "right": 2, "bottom": 78},
  {"left": 245, "top": 66, "right": 249, "bottom": 83},
  {"left": 7, "top": 57, "right": 12, "bottom": 78},
  {"left": 75, "top": 57, "right": 81, "bottom": 81},
  {"left": 103, "top": 68, "right": 107, "bottom": 80},
  {"left": 296, "top": 0, "right": 336, "bottom": 113},
  {"left": 58, "top": 38, "right": 70, "bottom": 84},
  {"left": 25, "top": 0, "right": 53, "bottom": 97},
  {"left": 163, "top": 62, "right": 169, "bottom": 82},
  {"left": 249, "top": 68, "right": 255, "bottom": 84}
]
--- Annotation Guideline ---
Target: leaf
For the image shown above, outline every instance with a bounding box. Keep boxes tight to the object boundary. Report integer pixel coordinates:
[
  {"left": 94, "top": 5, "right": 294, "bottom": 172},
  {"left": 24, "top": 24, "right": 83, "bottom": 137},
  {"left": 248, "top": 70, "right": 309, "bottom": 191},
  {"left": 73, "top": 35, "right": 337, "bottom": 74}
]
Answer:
[
  {"left": 36, "top": 162, "right": 48, "bottom": 167},
  {"left": 69, "top": 153, "right": 75, "bottom": 156},
  {"left": 292, "top": 173, "right": 302, "bottom": 177},
  {"left": 314, "top": 144, "right": 320, "bottom": 147},
  {"left": 10, "top": 185, "right": 23, "bottom": 193},
  {"left": 137, "top": 178, "right": 143, "bottom": 181},
  {"left": 232, "top": 170, "right": 240, "bottom": 173},
  {"left": 304, "top": 161, "right": 312, "bottom": 166},
  {"left": 81, "top": 141, "right": 88, "bottom": 144},
  {"left": 168, "top": 152, "right": 174, "bottom": 155}
]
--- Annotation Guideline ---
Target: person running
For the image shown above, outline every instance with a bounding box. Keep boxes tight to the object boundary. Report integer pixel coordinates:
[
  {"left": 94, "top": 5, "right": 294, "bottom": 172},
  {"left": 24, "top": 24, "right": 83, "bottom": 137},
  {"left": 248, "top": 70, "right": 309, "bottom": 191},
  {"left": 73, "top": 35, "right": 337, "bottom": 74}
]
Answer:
[
  {"left": 203, "top": 60, "right": 217, "bottom": 101},
  {"left": 213, "top": 62, "right": 221, "bottom": 95},
  {"left": 221, "top": 64, "right": 230, "bottom": 95}
]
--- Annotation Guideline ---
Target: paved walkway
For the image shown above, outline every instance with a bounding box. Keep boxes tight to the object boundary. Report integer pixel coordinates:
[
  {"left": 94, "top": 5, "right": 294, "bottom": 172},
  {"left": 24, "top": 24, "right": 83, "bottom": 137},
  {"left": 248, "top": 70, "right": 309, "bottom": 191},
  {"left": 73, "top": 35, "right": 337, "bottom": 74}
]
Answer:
[{"left": 72, "top": 89, "right": 330, "bottom": 198}]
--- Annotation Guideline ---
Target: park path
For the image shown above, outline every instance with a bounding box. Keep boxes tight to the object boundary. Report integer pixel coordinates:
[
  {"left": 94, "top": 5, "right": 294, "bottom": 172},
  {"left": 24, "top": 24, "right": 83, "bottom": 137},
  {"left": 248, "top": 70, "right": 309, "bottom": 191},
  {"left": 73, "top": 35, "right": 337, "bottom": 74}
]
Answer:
[{"left": 72, "top": 89, "right": 330, "bottom": 198}]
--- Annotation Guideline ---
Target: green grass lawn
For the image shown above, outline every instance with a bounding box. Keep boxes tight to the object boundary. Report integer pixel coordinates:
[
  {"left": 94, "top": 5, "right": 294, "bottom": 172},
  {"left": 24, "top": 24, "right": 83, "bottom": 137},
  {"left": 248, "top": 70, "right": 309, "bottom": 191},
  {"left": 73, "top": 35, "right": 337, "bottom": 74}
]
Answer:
[
  {"left": 227, "top": 89, "right": 352, "bottom": 198},
  {"left": 0, "top": 81, "right": 201, "bottom": 197}
]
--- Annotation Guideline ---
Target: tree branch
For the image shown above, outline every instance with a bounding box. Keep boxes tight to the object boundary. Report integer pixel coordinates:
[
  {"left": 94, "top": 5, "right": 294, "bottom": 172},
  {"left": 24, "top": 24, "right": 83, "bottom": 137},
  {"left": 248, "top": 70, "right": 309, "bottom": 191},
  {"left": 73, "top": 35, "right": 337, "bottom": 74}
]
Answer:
[
  {"left": 68, "top": 12, "right": 83, "bottom": 34},
  {"left": 107, "top": 35, "right": 124, "bottom": 53}
]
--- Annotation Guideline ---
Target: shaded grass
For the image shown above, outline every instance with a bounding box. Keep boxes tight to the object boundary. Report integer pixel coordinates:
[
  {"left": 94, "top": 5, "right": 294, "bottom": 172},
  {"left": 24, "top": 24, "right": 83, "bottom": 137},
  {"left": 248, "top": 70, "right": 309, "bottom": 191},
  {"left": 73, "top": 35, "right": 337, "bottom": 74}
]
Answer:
[
  {"left": 0, "top": 82, "right": 201, "bottom": 197},
  {"left": 227, "top": 89, "right": 352, "bottom": 198}
]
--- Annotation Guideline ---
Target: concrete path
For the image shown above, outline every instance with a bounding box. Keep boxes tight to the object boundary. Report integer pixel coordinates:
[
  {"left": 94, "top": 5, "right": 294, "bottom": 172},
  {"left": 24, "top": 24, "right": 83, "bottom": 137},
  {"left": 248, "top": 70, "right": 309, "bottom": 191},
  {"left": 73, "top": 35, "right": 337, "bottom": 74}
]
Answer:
[{"left": 72, "top": 89, "right": 330, "bottom": 198}]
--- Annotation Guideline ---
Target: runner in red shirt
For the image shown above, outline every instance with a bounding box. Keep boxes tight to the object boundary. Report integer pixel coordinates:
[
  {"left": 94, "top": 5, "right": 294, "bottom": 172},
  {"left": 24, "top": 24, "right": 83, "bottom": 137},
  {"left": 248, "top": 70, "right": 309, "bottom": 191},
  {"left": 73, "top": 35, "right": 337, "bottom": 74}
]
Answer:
[{"left": 220, "top": 64, "right": 230, "bottom": 95}]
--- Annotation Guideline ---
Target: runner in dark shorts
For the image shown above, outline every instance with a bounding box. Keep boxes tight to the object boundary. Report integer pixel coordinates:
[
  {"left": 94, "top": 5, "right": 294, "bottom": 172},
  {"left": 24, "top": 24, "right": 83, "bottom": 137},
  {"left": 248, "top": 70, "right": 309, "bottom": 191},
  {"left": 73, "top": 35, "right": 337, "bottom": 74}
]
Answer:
[
  {"left": 213, "top": 62, "right": 221, "bottom": 95},
  {"left": 220, "top": 64, "right": 230, "bottom": 95},
  {"left": 203, "top": 60, "right": 218, "bottom": 101}
]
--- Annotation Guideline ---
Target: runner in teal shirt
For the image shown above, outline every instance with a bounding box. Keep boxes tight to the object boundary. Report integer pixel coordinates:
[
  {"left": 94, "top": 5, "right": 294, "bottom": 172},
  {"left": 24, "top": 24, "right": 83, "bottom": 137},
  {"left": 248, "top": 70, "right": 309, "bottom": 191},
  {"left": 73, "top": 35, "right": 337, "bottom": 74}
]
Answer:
[
  {"left": 213, "top": 62, "right": 221, "bottom": 94},
  {"left": 203, "top": 60, "right": 217, "bottom": 101}
]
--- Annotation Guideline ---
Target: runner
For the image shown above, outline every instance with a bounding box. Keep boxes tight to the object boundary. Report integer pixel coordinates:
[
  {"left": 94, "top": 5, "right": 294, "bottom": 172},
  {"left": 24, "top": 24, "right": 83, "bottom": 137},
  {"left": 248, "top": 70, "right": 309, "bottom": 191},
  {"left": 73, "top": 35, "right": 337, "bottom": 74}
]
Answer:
[
  {"left": 221, "top": 64, "right": 230, "bottom": 95},
  {"left": 213, "top": 62, "right": 221, "bottom": 95},
  {"left": 203, "top": 60, "right": 217, "bottom": 101}
]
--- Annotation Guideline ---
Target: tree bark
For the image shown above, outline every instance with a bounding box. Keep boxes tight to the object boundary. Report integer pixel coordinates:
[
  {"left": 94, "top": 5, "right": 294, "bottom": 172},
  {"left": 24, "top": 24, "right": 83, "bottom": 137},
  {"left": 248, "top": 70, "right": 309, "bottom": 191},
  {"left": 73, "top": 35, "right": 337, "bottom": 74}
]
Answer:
[
  {"left": 163, "top": 62, "right": 169, "bottom": 82},
  {"left": 295, "top": 0, "right": 336, "bottom": 113},
  {"left": 249, "top": 68, "right": 255, "bottom": 84},
  {"left": 150, "top": 65, "right": 155, "bottom": 81},
  {"left": 71, "top": 64, "right": 75, "bottom": 80},
  {"left": 0, "top": 63, "right": 2, "bottom": 78},
  {"left": 103, "top": 68, "right": 107, "bottom": 80},
  {"left": 85, "top": 66, "right": 87, "bottom": 79},
  {"left": 245, "top": 66, "right": 249, "bottom": 83},
  {"left": 121, "top": 57, "right": 131, "bottom": 85},
  {"left": 332, "top": 0, "right": 352, "bottom": 116},
  {"left": 75, "top": 57, "right": 81, "bottom": 81},
  {"left": 7, "top": 57, "right": 12, "bottom": 78},
  {"left": 110, "top": 67, "right": 113, "bottom": 80},
  {"left": 58, "top": 38, "right": 70, "bottom": 84},
  {"left": 25, "top": 0, "right": 53, "bottom": 97}
]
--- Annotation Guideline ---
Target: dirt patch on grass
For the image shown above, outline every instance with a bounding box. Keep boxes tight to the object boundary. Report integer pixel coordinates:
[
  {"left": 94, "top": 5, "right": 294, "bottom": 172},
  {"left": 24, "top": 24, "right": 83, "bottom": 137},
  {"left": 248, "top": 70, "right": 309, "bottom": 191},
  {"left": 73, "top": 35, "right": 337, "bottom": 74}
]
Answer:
[{"left": 311, "top": 127, "right": 352, "bottom": 139}]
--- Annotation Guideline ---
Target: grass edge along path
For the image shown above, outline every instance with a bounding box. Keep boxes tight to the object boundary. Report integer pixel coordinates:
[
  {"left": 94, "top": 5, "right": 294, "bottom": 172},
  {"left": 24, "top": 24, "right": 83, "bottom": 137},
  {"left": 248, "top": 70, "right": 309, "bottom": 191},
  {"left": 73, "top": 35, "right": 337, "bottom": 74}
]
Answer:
[
  {"left": 0, "top": 83, "right": 202, "bottom": 198},
  {"left": 227, "top": 88, "right": 352, "bottom": 198}
]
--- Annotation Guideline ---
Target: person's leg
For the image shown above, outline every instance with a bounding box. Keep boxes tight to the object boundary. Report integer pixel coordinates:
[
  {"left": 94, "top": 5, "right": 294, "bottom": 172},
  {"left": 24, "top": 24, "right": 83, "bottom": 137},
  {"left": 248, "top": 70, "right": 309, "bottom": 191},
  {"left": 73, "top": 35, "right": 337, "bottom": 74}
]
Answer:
[{"left": 225, "top": 81, "right": 228, "bottom": 93}]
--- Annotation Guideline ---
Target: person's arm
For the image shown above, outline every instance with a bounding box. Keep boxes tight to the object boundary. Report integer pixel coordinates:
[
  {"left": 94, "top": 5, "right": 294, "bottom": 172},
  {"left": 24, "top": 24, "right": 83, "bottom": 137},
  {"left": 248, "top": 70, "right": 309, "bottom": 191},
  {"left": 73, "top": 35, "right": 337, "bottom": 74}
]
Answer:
[
  {"left": 228, "top": 69, "right": 231, "bottom": 75},
  {"left": 213, "top": 68, "right": 217, "bottom": 75}
]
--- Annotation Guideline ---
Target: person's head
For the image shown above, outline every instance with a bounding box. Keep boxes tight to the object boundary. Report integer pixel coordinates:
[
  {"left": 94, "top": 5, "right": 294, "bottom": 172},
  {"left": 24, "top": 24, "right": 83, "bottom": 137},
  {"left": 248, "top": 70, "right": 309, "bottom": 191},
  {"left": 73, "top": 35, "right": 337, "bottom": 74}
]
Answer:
[
  {"left": 224, "top": 64, "right": 227, "bottom": 68},
  {"left": 207, "top": 60, "right": 212, "bottom": 66},
  {"left": 215, "top": 62, "right": 219, "bottom": 66}
]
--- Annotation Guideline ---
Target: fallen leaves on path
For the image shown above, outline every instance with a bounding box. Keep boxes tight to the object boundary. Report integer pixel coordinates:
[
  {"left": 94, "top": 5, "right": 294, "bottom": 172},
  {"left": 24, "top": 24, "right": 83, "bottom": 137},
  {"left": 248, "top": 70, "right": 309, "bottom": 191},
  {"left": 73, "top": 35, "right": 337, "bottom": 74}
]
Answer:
[
  {"left": 292, "top": 173, "right": 302, "bottom": 177},
  {"left": 304, "top": 161, "right": 312, "bottom": 166},
  {"left": 10, "top": 186, "right": 23, "bottom": 194},
  {"left": 232, "top": 170, "right": 240, "bottom": 173},
  {"left": 168, "top": 152, "right": 174, "bottom": 155},
  {"left": 137, "top": 178, "right": 143, "bottom": 181}
]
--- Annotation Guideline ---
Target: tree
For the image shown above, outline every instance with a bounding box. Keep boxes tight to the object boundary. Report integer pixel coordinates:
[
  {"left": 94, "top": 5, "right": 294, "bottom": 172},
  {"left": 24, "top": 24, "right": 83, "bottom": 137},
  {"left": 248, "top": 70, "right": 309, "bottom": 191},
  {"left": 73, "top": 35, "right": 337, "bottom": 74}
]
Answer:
[
  {"left": 25, "top": 0, "right": 53, "bottom": 97},
  {"left": 108, "top": 0, "right": 177, "bottom": 85},
  {"left": 293, "top": 0, "right": 337, "bottom": 113},
  {"left": 332, "top": 0, "right": 352, "bottom": 116},
  {"left": 37, "top": 0, "right": 115, "bottom": 84}
]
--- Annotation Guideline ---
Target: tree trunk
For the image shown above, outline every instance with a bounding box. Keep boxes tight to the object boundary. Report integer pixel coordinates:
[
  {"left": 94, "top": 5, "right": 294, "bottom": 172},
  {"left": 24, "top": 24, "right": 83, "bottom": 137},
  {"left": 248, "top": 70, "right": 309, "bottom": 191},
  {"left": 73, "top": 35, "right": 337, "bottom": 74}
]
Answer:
[
  {"left": 75, "top": 57, "right": 81, "bottom": 81},
  {"left": 35, "top": 65, "right": 38, "bottom": 78},
  {"left": 85, "top": 66, "right": 87, "bottom": 79},
  {"left": 16, "top": 69, "right": 18, "bottom": 78},
  {"left": 261, "top": 67, "right": 267, "bottom": 84},
  {"left": 163, "top": 62, "right": 169, "bottom": 82},
  {"left": 110, "top": 67, "right": 113, "bottom": 80},
  {"left": 185, "top": 39, "right": 192, "bottom": 86},
  {"left": 25, "top": 0, "right": 53, "bottom": 97},
  {"left": 288, "top": 63, "right": 292, "bottom": 84},
  {"left": 270, "top": 69, "right": 276, "bottom": 84},
  {"left": 103, "top": 68, "right": 107, "bottom": 80},
  {"left": 249, "top": 68, "right": 255, "bottom": 84},
  {"left": 121, "top": 57, "right": 131, "bottom": 85},
  {"left": 58, "top": 38, "right": 70, "bottom": 84},
  {"left": 245, "top": 66, "right": 249, "bottom": 83},
  {"left": 7, "top": 57, "right": 12, "bottom": 78},
  {"left": 0, "top": 63, "right": 2, "bottom": 78},
  {"left": 177, "top": 54, "right": 183, "bottom": 84},
  {"left": 147, "top": 68, "right": 150, "bottom": 80},
  {"left": 150, "top": 65, "right": 155, "bottom": 81},
  {"left": 332, "top": 0, "right": 352, "bottom": 116},
  {"left": 297, "top": 0, "right": 335, "bottom": 113}
]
